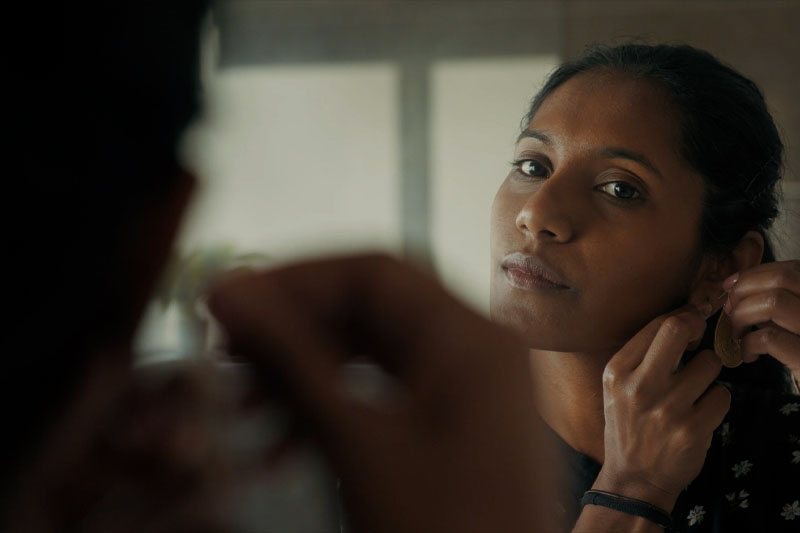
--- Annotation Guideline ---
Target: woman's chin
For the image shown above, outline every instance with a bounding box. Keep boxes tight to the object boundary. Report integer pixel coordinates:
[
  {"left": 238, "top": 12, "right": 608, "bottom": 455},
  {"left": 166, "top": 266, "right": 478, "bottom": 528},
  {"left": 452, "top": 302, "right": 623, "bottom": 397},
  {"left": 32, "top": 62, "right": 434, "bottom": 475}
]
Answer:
[
  {"left": 491, "top": 308, "right": 623, "bottom": 354},
  {"left": 491, "top": 313, "right": 569, "bottom": 350}
]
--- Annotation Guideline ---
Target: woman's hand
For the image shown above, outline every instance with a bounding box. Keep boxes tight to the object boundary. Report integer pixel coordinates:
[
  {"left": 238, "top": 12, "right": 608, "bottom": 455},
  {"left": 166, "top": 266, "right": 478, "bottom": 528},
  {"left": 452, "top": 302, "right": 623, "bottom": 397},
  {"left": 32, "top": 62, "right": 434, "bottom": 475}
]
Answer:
[
  {"left": 209, "top": 254, "right": 559, "bottom": 533},
  {"left": 723, "top": 260, "right": 800, "bottom": 385},
  {"left": 594, "top": 305, "right": 731, "bottom": 512}
]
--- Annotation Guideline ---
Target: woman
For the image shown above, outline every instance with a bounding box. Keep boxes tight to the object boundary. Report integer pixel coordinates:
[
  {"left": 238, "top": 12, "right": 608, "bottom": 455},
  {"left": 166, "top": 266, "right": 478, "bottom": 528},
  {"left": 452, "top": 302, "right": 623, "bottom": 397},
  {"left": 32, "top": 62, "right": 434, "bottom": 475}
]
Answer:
[
  {"left": 204, "top": 44, "right": 799, "bottom": 533},
  {"left": 490, "top": 43, "right": 799, "bottom": 532}
]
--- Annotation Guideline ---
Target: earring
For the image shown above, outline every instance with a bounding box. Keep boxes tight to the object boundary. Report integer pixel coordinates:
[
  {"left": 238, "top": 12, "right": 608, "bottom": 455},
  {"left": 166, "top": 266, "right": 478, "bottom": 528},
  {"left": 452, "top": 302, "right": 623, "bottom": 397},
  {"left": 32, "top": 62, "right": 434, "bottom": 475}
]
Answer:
[{"left": 714, "top": 312, "right": 742, "bottom": 368}]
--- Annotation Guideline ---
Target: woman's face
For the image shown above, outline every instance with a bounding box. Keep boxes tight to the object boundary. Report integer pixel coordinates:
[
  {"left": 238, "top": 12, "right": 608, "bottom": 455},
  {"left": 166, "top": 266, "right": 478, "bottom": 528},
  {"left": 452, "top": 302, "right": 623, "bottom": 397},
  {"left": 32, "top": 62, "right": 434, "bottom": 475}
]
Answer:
[{"left": 490, "top": 70, "right": 708, "bottom": 352}]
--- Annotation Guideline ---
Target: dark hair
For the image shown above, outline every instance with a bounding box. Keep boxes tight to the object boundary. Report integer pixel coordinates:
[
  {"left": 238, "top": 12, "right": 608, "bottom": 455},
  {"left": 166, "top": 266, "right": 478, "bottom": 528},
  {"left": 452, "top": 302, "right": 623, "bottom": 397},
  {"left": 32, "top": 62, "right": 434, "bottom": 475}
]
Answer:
[
  {"left": 11, "top": 1, "right": 207, "bottom": 325},
  {"left": 5, "top": 0, "right": 209, "bottom": 499},
  {"left": 524, "top": 43, "right": 791, "bottom": 392},
  {"left": 525, "top": 43, "right": 783, "bottom": 261}
]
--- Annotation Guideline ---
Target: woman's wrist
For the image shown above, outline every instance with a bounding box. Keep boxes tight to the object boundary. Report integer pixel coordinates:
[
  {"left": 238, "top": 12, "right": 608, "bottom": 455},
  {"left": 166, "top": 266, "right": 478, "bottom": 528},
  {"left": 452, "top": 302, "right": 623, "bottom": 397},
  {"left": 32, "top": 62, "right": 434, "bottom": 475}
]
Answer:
[
  {"left": 573, "top": 503, "right": 668, "bottom": 533},
  {"left": 580, "top": 490, "right": 675, "bottom": 532},
  {"left": 592, "top": 466, "right": 679, "bottom": 513}
]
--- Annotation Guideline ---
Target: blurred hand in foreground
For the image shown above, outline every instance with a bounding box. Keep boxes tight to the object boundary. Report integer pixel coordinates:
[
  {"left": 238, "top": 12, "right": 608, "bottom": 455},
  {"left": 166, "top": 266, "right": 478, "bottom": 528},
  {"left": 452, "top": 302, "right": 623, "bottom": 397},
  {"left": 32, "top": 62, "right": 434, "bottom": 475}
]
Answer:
[
  {"left": 5, "top": 356, "right": 229, "bottom": 533},
  {"left": 209, "top": 254, "right": 559, "bottom": 533}
]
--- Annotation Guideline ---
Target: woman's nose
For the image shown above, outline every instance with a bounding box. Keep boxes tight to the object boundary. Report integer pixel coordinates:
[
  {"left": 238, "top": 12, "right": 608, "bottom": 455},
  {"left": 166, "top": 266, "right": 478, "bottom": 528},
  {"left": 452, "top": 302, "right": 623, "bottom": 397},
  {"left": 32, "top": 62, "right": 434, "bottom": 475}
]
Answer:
[{"left": 515, "top": 179, "right": 575, "bottom": 243}]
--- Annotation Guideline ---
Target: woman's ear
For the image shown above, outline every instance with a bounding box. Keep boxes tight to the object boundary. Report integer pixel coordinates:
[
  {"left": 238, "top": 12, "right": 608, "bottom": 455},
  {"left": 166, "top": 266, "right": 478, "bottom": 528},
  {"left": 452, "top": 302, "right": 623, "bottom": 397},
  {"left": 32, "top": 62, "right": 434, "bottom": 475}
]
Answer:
[
  {"left": 730, "top": 231, "right": 765, "bottom": 272},
  {"left": 688, "top": 231, "right": 765, "bottom": 313}
]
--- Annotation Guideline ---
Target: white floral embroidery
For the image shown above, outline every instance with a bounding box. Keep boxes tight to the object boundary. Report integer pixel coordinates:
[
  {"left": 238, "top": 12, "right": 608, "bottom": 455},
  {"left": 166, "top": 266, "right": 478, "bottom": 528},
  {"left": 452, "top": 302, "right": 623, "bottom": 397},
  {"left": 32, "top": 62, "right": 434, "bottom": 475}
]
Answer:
[
  {"left": 779, "top": 402, "right": 800, "bottom": 415},
  {"left": 780, "top": 500, "right": 800, "bottom": 520},
  {"left": 726, "top": 490, "right": 750, "bottom": 508},
  {"left": 687, "top": 505, "right": 706, "bottom": 526},
  {"left": 718, "top": 422, "right": 732, "bottom": 446},
  {"left": 739, "top": 496, "right": 749, "bottom": 509},
  {"left": 792, "top": 450, "right": 800, "bottom": 465},
  {"left": 732, "top": 460, "right": 753, "bottom": 478}
]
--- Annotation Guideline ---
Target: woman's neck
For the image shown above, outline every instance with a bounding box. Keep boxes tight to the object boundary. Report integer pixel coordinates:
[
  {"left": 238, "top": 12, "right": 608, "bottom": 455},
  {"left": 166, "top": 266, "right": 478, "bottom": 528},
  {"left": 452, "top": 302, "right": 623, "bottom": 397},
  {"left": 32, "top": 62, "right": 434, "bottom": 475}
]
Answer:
[{"left": 529, "top": 348, "right": 611, "bottom": 464}]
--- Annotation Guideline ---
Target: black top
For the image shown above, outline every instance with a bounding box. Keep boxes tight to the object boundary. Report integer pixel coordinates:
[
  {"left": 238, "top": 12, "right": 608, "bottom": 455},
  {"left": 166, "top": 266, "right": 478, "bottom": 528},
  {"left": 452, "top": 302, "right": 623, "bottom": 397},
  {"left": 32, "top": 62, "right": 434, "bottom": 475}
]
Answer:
[{"left": 555, "top": 386, "right": 800, "bottom": 532}]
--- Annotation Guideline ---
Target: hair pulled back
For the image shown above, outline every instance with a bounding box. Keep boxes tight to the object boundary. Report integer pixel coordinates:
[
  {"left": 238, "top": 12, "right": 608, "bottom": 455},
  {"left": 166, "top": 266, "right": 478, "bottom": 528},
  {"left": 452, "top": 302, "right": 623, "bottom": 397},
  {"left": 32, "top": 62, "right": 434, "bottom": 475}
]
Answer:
[{"left": 525, "top": 43, "right": 783, "bottom": 260}]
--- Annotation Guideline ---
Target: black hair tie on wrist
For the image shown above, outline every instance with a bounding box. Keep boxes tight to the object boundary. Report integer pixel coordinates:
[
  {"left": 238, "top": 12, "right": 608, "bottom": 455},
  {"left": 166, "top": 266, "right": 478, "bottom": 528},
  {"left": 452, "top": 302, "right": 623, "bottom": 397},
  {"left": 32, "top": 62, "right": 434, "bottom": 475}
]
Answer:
[{"left": 581, "top": 490, "right": 676, "bottom": 532}]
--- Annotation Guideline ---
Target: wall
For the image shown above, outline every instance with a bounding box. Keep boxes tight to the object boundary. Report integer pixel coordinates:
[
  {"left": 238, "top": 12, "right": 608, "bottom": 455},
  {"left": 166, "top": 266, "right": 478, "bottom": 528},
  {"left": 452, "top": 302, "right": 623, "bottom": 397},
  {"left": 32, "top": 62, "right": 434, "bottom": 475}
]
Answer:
[{"left": 181, "top": 63, "right": 402, "bottom": 259}]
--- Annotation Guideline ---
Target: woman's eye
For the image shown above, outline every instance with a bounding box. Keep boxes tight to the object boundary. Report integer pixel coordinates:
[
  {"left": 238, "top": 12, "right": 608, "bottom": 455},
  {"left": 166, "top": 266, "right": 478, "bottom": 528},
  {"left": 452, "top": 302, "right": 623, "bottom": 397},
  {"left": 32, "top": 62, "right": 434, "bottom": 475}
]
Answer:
[
  {"left": 598, "top": 181, "right": 641, "bottom": 200},
  {"left": 514, "top": 159, "right": 549, "bottom": 178}
]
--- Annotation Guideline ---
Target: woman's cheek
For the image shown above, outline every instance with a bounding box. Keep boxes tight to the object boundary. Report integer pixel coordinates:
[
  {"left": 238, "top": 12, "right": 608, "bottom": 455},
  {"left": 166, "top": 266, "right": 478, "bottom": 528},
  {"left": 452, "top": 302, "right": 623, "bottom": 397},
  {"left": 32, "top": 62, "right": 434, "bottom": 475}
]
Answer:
[{"left": 607, "top": 251, "right": 697, "bottom": 331}]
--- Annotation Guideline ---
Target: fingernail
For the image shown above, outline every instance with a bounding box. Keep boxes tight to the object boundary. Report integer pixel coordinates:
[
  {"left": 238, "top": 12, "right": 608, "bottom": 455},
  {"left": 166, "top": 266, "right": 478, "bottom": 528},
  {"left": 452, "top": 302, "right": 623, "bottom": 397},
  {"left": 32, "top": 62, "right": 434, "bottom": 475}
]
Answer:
[
  {"left": 742, "top": 352, "right": 760, "bottom": 364},
  {"left": 723, "top": 297, "right": 732, "bottom": 315},
  {"left": 722, "top": 272, "right": 739, "bottom": 291}
]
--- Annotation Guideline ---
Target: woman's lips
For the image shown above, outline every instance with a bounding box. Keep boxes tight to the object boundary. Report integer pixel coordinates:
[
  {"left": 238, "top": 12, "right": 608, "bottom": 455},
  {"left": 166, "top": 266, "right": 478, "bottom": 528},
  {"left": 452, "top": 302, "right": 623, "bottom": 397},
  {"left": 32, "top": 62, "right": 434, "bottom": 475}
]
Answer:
[{"left": 501, "top": 252, "right": 571, "bottom": 291}]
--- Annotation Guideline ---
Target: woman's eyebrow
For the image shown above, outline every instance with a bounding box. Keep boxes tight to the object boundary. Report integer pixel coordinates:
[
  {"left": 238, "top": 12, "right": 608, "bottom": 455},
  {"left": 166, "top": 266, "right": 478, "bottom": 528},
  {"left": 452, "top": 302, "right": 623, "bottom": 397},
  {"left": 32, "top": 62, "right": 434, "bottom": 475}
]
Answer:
[
  {"left": 516, "top": 129, "right": 553, "bottom": 145},
  {"left": 601, "top": 147, "right": 663, "bottom": 180}
]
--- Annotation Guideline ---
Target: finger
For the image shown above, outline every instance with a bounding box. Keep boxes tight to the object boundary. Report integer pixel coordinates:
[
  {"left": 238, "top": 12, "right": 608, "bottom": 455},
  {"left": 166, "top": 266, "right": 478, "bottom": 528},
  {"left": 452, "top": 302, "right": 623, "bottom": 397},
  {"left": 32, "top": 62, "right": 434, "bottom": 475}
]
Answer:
[
  {"left": 726, "top": 260, "right": 800, "bottom": 309},
  {"left": 210, "top": 254, "right": 514, "bottom": 395},
  {"left": 208, "top": 273, "right": 355, "bottom": 439},
  {"left": 727, "top": 288, "right": 800, "bottom": 337},
  {"left": 638, "top": 308, "right": 709, "bottom": 378},
  {"left": 209, "top": 254, "right": 457, "bottom": 377},
  {"left": 35, "top": 352, "right": 134, "bottom": 482},
  {"left": 740, "top": 325, "right": 800, "bottom": 375},
  {"left": 606, "top": 303, "right": 711, "bottom": 375},
  {"left": 604, "top": 318, "right": 664, "bottom": 375},
  {"left": 692, "top": 384, "right": 731, "bottom": 431},
  {"left": 671, "top": 350, "right": 723, "bottom": 404}
]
